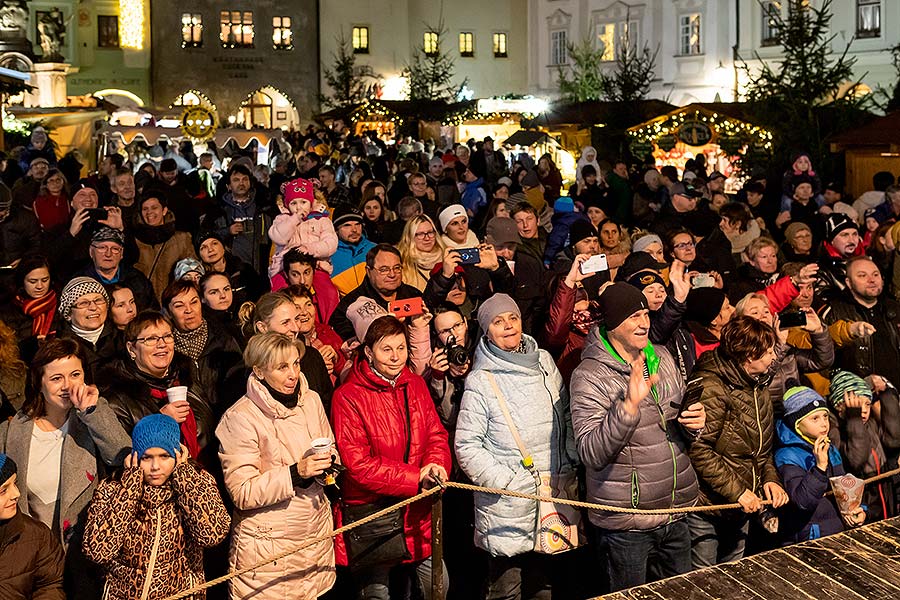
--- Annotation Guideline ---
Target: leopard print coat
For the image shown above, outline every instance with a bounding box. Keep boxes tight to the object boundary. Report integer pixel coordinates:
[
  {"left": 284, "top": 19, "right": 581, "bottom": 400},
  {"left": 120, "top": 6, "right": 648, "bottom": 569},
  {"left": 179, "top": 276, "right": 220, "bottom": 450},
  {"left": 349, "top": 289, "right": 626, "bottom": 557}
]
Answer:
[{"left": 84, "top": 462, "right": 230, "bottom": 600}]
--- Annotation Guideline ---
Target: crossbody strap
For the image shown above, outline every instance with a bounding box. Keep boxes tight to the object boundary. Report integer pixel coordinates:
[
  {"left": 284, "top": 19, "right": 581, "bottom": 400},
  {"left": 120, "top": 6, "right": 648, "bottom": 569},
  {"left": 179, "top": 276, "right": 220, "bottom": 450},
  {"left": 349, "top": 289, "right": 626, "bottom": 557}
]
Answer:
[
  {"left": 140, "top": 509, "right": 163, "bottom": 600},
  {"left": 484, "top": 372, "right": 533, "bottom": 469}
]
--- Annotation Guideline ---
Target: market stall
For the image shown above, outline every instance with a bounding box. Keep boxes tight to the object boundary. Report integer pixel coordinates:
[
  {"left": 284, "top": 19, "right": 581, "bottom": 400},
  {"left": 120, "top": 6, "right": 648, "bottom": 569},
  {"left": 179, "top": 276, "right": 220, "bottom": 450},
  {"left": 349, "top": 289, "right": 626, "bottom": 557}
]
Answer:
[
  {"left": 829, "top": 110, "right": 900, "bottom": 200},
  {"left": 627, "top": 103, "right": 773, "bottom": 192},
  {"left": 317, "top": 99, "right": 402, "bottom": 139},
  {"left": 503, "top": 129, "right": 575, "bottom": 182}
]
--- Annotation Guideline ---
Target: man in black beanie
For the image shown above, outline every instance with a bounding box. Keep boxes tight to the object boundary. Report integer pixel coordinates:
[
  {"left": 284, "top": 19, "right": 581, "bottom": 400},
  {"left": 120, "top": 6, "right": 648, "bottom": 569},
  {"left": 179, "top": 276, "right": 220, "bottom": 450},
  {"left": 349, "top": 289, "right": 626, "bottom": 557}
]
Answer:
[{"left": 569, "top": 283, "right": 705, "bottom": 591}]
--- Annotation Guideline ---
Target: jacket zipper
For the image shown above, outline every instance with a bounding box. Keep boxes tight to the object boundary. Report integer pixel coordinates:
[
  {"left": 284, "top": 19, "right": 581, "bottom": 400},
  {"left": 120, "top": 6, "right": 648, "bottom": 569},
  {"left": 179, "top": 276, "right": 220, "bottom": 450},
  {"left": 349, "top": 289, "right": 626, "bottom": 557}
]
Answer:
[
  {"left": 650, "top": 382, "right": 678, "bottom": 518},
  {"left": 754, "top": 387, "right": 763, "bottom": 493}
]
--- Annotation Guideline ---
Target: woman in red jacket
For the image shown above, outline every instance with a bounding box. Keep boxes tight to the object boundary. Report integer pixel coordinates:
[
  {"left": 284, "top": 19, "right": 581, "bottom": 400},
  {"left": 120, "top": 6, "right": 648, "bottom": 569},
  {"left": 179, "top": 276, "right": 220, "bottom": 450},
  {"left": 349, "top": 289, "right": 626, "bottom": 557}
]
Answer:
[{"left": 332, "top": 315, "right": 451, "bottom": 599}]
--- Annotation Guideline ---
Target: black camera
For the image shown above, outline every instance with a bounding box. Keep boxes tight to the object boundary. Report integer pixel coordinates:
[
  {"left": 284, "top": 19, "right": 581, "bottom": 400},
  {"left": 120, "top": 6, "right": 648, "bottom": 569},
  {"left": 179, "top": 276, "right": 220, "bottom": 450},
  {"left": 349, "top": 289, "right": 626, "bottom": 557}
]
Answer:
[{"left": 444, "top": 335, "right": 469, "bottom": 366}]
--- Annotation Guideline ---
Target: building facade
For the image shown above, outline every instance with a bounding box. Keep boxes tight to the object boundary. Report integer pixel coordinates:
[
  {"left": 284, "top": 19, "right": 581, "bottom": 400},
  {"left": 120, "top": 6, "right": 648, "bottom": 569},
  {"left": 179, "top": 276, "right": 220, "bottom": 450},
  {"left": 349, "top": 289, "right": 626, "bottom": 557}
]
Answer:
[
  {"left": 528, "top": 0, "right": 899, "bottom": 105},
  {"left": 150, "top": 0, "right": 318, "bottom": 129},
  {"left": 318, "top": 0, "right": 528, "bottom": 102}
]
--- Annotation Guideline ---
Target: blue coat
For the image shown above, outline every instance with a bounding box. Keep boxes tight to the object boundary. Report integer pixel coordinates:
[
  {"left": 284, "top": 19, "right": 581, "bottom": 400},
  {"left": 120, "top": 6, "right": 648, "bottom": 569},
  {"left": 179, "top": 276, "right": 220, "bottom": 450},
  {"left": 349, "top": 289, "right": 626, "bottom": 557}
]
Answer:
[
  {"left": 455, "top": 335, "right": 578, "bottom": 557},
  {"left": 775, "top": 421, "right": 847, "bottom": 544},
  {"left": 544, "top": 213, "right": 588, "bottom": 266}
]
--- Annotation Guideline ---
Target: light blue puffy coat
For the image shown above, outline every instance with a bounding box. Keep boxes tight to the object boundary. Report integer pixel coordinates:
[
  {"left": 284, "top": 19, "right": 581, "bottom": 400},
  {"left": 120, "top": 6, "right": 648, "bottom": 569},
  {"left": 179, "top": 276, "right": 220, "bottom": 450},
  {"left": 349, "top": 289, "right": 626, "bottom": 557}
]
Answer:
[{"left": 455, "top": 334, "right": 579, "bottom": 557}]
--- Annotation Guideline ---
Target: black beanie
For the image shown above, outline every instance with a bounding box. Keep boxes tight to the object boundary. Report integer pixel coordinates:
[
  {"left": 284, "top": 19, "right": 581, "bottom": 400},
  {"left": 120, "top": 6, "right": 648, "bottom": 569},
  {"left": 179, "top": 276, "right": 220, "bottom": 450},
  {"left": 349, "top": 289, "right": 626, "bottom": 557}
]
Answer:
[
  {"left": 0, "top": 453, "right": 16, "bottom": 486},
  {"left": 616, "top": 251, "right": 664, "bottom": 282},
  {"left": 626, "top": 269, "right": 666, "bottom": 292},
  {"left": 568, "top": 220, "right": 599, "bottom": 249},
  {"left": 685, "top": 287, "right": 727, "bottom": 326},
  {"left": 599, "top": 282, "right": 649, "bottom": 331}
]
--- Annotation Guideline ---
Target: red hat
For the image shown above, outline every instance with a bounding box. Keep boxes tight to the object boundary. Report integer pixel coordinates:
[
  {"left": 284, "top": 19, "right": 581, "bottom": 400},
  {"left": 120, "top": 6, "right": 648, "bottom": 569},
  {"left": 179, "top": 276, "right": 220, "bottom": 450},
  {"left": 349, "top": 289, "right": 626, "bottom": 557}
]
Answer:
[{"left": 282, "top": 177, "right": 315, "bottom": 210}]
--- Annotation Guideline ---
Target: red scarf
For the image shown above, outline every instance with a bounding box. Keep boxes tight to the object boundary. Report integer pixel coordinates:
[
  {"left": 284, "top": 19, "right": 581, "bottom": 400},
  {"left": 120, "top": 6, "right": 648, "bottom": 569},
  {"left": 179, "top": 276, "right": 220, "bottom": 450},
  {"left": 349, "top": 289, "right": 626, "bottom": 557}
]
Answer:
[
  {"left": 148, "top": 383, "right": 201, "bottom": 460},
  {"left": 15, "top": 290, "right": 58, "bottom": 337}
]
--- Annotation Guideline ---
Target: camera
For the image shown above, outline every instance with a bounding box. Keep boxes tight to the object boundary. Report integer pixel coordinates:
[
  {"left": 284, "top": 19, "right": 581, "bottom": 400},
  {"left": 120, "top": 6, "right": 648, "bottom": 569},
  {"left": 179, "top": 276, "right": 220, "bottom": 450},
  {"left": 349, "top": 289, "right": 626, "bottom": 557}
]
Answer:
[{"left": 444, "top": 335, "right": 469, "bottom": 366}]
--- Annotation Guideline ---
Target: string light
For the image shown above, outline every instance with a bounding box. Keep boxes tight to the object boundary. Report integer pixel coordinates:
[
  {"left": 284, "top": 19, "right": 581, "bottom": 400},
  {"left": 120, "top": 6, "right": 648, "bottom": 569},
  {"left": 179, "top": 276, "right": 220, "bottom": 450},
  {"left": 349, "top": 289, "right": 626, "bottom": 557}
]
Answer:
[
  {"left": 627, "top": 108, "right": 772, "bottom": 153},
  {"left": 119, "top": 0, "right": 145, "bottom": 50}
]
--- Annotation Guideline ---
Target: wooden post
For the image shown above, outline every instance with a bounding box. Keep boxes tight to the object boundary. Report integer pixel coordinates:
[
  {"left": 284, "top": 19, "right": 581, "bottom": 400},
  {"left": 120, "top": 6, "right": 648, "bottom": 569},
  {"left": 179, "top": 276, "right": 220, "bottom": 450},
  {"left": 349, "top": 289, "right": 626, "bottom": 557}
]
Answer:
[{"left": 431, "top": 495, "right": 444, "bottom": 599}]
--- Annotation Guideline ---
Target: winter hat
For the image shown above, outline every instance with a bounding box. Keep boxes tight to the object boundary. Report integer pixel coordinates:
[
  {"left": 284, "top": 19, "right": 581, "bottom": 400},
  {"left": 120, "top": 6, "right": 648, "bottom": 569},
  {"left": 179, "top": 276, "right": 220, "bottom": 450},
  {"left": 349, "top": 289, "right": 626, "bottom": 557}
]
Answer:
[
  {"left": 159, "top": 158, "right": 178, "bottom": 173},
  {"left": 784, "top": 222, "right": 812, "bottom": 244},
  {"left": 521, "top": 169, "right": 540, "bottom": 188},
  {"left": 194, "top": 230, "right": 224, "bottom": 253},
  {"left": 0, "top": 453, "right": 16, "bottom": 486},
  {"left": 626, "top": 270, "right": 666, "bottom": 293},
  {"left": 173, "top": 257, "right": 205, "bottom": 281},
  {"left": 616, "top": 251, "right": 664, "bottom": 283},
  {"left": 29, "top": 156, "right": 49, "bottom": 167},
  {"left": 477, "top": 293, "right": 520, "bottom": 335},
  {"left": 864, "top": 207, "right": 887, "bottom": 226},
  {"left": 568, "top": 220, "right": 599, "bottom": 249},
  {"left": 824, "top": 213, "right": 858, "bottom": 242},
  {"left": 685, "top": 287, "right": 727, "bottom": 326},
  {"left": 670, "top": 182, "right": 702, "bottom": 199},
  {"left": 828, "top": 370, "right": 873, "bottom": 408},
  {"left": 632, "top": 234, "right": 663, "bottom": 254},
  {"left": 59, "top": 276, "right": 109, "bottom": 320},
  {"left": 485, "top": 216, "right": 521, "bottom": 246},
  {"left": 282, "top": 177, "right": 315, "bottom": 210},
  {"left": 332, "top": 206, "right": 364, "bottom": 229},
  {"left": 598, "top": 282, "right": 649, "bottom": 331},
  {"left": 131, "top": 414, "right": 181, "bottom": 458},
  {"left": 553, "top": 197, "right": 575, "bottom": 214},
  {"left": 91, "top": 226, "right": 125, "bottom": 247},
  {"left": 347, "top": 296, "right": 390, "bottom": 342},
  {"left": 783, "top": 386, "right": 830, "bottom": 437},
  {"left": 508, "top": 192, "right": 528, "bottom": 207},
  {"left": 438, "top": 204, "right": 467, "bottom": 232},
  {"left": 497, "top": 176, "right": 513, "bottom": 188},
  {"left": 72, "top": 186, "right": 98, "bottom": 207}
]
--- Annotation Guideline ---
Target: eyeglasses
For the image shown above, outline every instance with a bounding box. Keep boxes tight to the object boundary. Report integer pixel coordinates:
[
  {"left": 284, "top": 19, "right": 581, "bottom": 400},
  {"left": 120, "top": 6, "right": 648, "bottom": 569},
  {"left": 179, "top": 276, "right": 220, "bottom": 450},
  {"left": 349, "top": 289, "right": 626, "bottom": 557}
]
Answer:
[
  {"left": 414, "top": 230, "right": 437, "bottom": 239},
  {"left": 371, "top": 265, "right": 402, "bottom": 275},
  {"left": 132, "top": 333, "right": 175, "bottom": 347},
  {"left": 91, "top": 244, "right": 123, "bottom": 255},
  {"left": 73, "top": 297, "right": 108, "bottom": 310},
  {"left": 673, "top": 241, "right": 695, "bottom": 250},
  {"left": 437, "top": 321, "right": 466, "bottom": 337}
]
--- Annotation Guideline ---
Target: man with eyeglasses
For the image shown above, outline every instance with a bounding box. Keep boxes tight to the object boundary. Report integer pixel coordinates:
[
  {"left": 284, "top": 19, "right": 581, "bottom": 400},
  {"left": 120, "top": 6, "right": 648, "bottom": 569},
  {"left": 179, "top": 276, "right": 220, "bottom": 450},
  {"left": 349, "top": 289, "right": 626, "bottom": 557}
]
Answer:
[
  {"left": 329, "top": 243, "right": 424, "bottom": 341},
  {"left": 80, "top": 226, "right": 157, "bottom": 310},
  {"left": 330, "top": 206, "right": 376, "bottom": 297},
  {"left": 57, "top": 276, "right": 119, "bottom": 378}
]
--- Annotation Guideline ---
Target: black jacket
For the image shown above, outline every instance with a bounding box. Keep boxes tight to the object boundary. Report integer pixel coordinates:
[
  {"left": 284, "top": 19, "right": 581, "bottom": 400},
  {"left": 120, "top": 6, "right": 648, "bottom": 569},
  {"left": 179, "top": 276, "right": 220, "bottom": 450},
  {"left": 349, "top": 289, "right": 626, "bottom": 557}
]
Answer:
[
  {"left": 184, "top": 319, "right": 245, "bottom": 419},
  {"left": 0, "top": 511, "right": 64, "bottom": 599},
  {"left": 78, "top": 264, "right": 159, "bottom": 311},
  {"left": 727, "top": 263, "right": 778, "bottom": 304},
  {"left": 56, "top": 322, "right": 122, "bottom": 381},
  {"left": 0, "top": 204, "right": 41, "bottom": 267}
]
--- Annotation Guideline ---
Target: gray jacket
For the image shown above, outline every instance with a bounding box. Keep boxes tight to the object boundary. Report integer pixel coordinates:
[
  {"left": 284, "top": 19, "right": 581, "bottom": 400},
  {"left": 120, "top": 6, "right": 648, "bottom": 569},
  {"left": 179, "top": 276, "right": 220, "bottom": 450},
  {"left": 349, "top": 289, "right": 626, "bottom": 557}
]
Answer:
[
  {"left": 455, "top": 334, "right": 578, "bottom": 557},
  {"left": 0, "top": 398, "right": 131, "bottom": 547},
  {"left": 569, "top": 328, "right": 698, "bottom": 531}
]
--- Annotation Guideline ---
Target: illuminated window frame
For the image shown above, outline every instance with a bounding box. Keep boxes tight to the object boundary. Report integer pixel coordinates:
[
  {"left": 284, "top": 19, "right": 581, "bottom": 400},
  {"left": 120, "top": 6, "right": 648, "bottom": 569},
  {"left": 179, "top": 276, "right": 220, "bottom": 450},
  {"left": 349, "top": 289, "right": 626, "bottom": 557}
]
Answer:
[
  {"left": 182, "top": 13, "right": 203, "bottom": 48},
  {"left": 424, "top": 31, "right": 439, "bottom": 56},
  {"left": 273, "top": 15, "right": 292, "bottom": 50},
  {"left": 492, "top": 32, "right": 508, "bottom": 58},
  {"left": 352, "top": 26, "right": 369, "bottom": 54},
  {"left": 220, "top": 10, "right": 254, "bottom": 48},
  {"left": 459, "top": 32, "right": 474, "bottom": 57}
]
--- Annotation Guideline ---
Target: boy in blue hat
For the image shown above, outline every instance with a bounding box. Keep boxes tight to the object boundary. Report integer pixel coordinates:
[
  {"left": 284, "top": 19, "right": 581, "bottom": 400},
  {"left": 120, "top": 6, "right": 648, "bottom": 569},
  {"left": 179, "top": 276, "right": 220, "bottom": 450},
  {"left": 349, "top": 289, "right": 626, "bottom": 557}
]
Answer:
[{"left": 775, "top": 387, "right": 866, "bottom": 544}]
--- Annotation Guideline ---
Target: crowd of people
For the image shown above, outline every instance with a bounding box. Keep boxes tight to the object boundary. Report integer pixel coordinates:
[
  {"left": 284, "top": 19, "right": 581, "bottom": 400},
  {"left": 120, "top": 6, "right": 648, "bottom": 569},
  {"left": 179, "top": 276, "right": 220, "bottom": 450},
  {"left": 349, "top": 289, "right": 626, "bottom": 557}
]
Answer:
[{"left": 2, "top": 123, "right": 900, "bottom": 600}]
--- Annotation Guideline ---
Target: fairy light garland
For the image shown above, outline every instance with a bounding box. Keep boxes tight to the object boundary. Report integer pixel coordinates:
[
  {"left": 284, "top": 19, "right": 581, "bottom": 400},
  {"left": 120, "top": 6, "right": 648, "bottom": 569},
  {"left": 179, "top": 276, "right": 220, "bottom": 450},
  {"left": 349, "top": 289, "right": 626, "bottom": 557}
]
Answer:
[{"left": 628, "top": 109, "right": 774, "bottom": 152}]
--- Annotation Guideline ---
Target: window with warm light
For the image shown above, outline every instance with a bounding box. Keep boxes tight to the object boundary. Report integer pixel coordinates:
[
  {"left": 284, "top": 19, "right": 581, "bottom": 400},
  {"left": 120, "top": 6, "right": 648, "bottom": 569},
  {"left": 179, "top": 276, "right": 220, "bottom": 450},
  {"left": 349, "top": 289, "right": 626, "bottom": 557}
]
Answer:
[
  {"left": 352, "top": 26, "right": 369, "bottom": 53},
  {"left": 761, "top": 1, "right": 780, "bottom": 46},
  {"left": 550, "top": 30, "right": 567, "bottom": 65},
  {"left": 424, "top": 31, "right": 439, "bottom": 56},
  {"left": 220, "top": 10, "right": 254, "bottom": 48},
  {"left": 459, "top": 32, "right": 474, "bottom": 57},
  {"left": 182, "top": 13, "right": 202, "bottom": 48},
  {"left": 273, "top": 16, "right": 292, "bottom": 49},
  {"left": 597, "top": 23, "right": 615, "bottom": 61},
  {"left": 98, "top": 15, "right": 119, "bottom": 48},
  {"left": 678, "top": 13, "right": 701, "bottom": 55},
  {"left": 492, "top": 32, "right": 507, "bottom": 57},
  {"left": 857, "top": 0, "right": 880, "bottom": 38}
]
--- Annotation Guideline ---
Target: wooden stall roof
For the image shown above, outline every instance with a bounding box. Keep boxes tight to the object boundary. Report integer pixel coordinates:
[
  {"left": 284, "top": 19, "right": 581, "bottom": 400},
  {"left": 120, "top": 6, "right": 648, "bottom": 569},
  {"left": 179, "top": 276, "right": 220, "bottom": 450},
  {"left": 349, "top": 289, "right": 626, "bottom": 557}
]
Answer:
[
  {"left": 504, "top": 129, "right": 553, "bottom": 147},
  {"left": 598, "top": 517, "right": 900, "bottom": 599},
  {"left": 830, "top": 110, "right": 900, "bottom": 152},
  {"left": 523, "top": 99, "right": 676, "bottom": 129}
]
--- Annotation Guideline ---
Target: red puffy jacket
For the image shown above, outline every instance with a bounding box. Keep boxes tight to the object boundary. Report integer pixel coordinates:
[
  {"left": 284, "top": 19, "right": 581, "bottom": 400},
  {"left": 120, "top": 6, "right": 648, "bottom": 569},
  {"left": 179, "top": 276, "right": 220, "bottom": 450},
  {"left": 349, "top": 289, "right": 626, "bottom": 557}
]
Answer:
[{"left": 331, "top": 358, "right": 451, "bottom": 565}]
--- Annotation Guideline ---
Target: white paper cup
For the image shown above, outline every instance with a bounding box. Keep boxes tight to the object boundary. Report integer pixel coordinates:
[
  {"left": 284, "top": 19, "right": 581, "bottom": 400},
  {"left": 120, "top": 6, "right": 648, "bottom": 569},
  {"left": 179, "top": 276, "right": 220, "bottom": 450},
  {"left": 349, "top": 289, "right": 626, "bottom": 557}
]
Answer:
[
  {"left": 311, "top": 437, "right": 333, "bottom": 456},
  {"left": 166, "top": 386, "right": 188, "bottom": 404}
]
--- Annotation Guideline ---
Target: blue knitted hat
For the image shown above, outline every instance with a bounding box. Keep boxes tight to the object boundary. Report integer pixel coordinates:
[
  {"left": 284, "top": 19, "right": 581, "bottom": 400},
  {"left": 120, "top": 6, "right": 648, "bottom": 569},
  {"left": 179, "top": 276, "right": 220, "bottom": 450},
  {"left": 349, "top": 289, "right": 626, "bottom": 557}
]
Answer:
[
  {"left": 553, "top": 197, "right": 575, "bottom": 213},
  {"left": 828, "top": 370, "right": 872, "bottom": 408},
  {"left": 131, "top": 414, "right": 181, "bottom": 458},
  {"left": 783, "top": 386, "right": 830, "bottom": 437},
  {"left": 0, "top": 453, "right": 17, "bottom": 485}
]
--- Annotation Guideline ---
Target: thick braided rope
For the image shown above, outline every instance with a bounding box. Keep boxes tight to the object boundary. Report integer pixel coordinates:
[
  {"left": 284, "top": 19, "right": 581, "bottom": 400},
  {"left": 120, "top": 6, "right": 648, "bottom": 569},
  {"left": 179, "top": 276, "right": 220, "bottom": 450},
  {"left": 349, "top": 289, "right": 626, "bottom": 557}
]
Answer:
[{"left": 161, "top": 465, "right": 900, "bottom": 600}]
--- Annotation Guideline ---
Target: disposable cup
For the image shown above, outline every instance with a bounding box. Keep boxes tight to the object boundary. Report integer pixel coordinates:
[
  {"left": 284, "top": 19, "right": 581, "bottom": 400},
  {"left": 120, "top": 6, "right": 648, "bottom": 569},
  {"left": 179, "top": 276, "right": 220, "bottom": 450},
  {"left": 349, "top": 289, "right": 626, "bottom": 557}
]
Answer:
[
  {"left": 166, "top": 386, "right": 188, "bottom": 404},
  {"left": 311, "top": 437, "right": 333, "bottom": 456}
]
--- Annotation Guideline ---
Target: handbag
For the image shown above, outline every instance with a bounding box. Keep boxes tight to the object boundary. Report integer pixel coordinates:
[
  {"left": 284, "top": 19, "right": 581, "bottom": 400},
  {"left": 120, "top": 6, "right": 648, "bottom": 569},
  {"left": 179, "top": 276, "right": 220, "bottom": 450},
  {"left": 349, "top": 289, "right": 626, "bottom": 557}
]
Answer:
[
  {"left": 342, "top": 388, "right": 413, "bottom": 570},
  {"left": 485, "top": 372, "right": 584, "bottom": 554}
]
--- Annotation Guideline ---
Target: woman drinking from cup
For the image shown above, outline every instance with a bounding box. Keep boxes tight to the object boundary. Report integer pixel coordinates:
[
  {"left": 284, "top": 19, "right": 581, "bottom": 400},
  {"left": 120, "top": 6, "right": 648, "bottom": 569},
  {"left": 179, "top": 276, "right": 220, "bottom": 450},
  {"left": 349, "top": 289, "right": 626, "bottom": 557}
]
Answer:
[{"left": 217, "top": 332, "right": 339, "bottom": 599}]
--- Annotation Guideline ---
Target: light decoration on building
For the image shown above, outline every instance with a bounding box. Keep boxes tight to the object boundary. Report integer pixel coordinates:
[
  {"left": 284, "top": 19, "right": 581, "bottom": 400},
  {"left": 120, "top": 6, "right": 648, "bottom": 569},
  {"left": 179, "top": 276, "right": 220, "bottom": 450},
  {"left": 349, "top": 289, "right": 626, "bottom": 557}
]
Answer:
[
  {"left": 628, "top": 109, "right": 773, "bottom": 153},
  {"left": 347, "top": 99, "right": 404, "bottom": 128},
  {"left": 119, "top": 0, "right": 145, "bottom": 50}
]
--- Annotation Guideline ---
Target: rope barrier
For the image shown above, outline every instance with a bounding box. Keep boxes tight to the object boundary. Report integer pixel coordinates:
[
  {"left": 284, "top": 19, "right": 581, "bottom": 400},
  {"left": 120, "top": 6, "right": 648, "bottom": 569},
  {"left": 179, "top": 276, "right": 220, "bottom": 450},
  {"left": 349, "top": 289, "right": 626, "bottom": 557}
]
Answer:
[{"left": 160, "top": 464, "right": 900, "bottom": 600}]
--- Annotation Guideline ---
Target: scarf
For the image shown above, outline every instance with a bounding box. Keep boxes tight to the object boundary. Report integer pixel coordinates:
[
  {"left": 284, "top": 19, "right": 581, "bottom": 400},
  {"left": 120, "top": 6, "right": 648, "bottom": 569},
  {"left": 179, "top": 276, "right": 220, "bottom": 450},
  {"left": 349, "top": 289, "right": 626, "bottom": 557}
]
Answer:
[
  {"left": 70, "top": 322, "right": 103, "bottom": 345},
  {"left": 441, "top": 229, "right": 480, "bottom": 250},
  {"left": 137, "top": 368, "right": 201, "bottom": 460},
  {"left": 16, "top": 290, "right": 58, "bottom": 337},
  {"left": 174, "top": 320, "right": 209, "bottom": 362},
  {"left": 260, "top": 378, "right": 300, "bottom": 409}
]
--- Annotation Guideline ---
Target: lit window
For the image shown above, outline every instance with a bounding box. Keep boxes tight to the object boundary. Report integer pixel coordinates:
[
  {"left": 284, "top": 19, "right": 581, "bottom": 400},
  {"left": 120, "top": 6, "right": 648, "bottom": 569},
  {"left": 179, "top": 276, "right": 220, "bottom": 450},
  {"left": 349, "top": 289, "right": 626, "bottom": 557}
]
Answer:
[
  {"left": 761, "top": 2, "right": 780, "bottom": 46},
  {"left": 220, "top": 10, "right": 254, "bottom": 48},
  {"left": 424, "top": 31, "right": 439, "bottom": 56},
  {"left": 352, "top": 26, "right": 369, "bottom": 53},
  {"left": 550, "top": 30, "right": 567, "bottom": 65},
  {"left": 597, "top": 23, "right": 615, "bottom": 61},
  {"left": 492, "top": 32, "right": 508, "bottom": 58},
  {"left": 857, "top": 0, "right": 881, "bottom": 38},
  {"left": 679, "top": 13, "right": 701, "bottom": 55},
  {"left": 273, "top": 16, "right": 292, "bottom": 49},
  {"left": 181, "top": 13, "right": 203, "bottom": 48},
  {"left": 98, "top": 15, "right": 119, "bottom": 48},
  {"left": 459, "top": 32, "right": 474, "bottom": 57}
]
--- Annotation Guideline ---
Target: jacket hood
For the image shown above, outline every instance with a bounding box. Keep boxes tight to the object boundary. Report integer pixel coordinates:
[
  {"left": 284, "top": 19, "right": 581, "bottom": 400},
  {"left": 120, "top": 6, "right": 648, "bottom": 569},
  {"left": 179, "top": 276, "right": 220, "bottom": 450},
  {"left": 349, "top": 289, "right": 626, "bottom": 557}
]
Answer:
[
  {"left": 579, "top": 326, "right": 640, "bottom": 375},
  {"left": 472, "top": 333, "right": 541, "bottom": 375},
  {"left": 133, "top": 210, "right": 176, "bottom": 245},
  {"left": 775, "top": 420, "right": 842, "bottom": 470},
  {"left": 244, "top": 372, "right": 312, "bottom": 419}
]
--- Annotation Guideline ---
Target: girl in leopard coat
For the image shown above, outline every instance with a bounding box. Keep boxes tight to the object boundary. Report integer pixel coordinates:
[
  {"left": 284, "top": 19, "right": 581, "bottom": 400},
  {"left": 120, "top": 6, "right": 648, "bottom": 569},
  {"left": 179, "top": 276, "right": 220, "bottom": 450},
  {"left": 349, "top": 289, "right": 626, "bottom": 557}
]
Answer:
[{"left": 84, "top": 414, "right": 230, "bottom": 600}]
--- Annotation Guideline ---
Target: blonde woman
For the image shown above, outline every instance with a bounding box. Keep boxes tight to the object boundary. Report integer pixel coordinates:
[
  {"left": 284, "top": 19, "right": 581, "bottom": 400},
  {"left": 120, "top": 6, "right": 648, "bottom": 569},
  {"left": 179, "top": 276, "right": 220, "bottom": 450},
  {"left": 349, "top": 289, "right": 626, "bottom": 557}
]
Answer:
[
  {"left": 398, "top": 215, "right": 445, "bottom": 291},
  {"left": 217, "top": 332, "right": 338, "bottom": 599}
]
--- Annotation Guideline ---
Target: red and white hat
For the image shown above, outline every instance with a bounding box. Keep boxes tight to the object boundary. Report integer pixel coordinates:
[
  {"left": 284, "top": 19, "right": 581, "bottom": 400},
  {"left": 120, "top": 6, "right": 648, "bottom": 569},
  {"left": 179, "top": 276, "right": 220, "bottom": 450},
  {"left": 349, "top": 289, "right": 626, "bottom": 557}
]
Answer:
[{"left": 282, "top": 177, "right": 315, "bottom": 210}]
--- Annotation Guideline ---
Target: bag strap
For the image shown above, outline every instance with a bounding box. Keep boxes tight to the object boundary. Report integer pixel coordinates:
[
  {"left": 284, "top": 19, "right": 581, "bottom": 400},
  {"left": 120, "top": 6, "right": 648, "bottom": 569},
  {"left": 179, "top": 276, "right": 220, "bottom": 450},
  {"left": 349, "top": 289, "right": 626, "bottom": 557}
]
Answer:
[
  {"left": 485, "top": 372, "right": 533, "bottom": 469},
  {"left": 140, "top": 509, "right": 163, "bottom": 600},
  {"left": 402, "top": 386, "right": 411, "bottom": 463}
]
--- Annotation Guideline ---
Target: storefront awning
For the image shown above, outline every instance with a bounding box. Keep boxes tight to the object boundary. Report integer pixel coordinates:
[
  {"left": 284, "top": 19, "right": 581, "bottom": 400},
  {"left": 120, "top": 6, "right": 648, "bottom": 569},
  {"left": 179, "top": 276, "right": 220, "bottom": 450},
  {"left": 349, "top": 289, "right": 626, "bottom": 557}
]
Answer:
[{"left": 101, "top": 125, "right": 283, "bottom": 148}]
